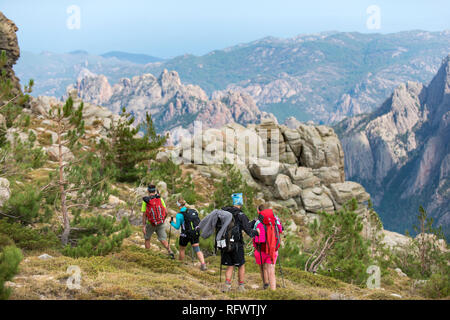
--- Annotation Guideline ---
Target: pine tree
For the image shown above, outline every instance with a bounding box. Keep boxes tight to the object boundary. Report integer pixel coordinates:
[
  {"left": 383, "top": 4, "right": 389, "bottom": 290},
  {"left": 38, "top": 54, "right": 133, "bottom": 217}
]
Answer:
[
  {"left": 412, "top": 205, "right": 447, "bottom": 278},
  {"left": 0, "top": 245, "right": 22, "bottom": 300},
  {"left": 305, "top": 199, "right": 373, "bottom": 286},
  {"left": 101, "top": 108, "right": 166, "bottom": 183}
]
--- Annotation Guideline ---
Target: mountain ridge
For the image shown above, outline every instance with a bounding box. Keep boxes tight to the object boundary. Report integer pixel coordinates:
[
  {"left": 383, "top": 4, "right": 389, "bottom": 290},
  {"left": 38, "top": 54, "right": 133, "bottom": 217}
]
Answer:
[{"left": 336, "top": 55, "right": 450, "bottom": 238}]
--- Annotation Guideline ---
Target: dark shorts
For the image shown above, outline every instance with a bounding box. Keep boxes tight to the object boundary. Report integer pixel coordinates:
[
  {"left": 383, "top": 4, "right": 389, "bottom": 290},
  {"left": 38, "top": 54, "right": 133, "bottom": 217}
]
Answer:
[
  {"left": 221, "top": 244, "right": 245, "bottom": 267},
  {"left": 179, "top": 233, "right": 200, "bottom": 247}
]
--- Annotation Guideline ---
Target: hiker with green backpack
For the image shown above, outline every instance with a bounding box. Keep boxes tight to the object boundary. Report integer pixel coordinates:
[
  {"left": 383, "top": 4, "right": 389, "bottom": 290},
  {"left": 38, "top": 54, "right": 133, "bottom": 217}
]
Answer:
[
  {"left": 170, "top": 197, "right": 207, "bottom": 271},
  {"left": 141, "top": 184, "right": 175, "bottom": 259},
  {"left": 252, "top": 203, "right": 284, "bottom": 290}
]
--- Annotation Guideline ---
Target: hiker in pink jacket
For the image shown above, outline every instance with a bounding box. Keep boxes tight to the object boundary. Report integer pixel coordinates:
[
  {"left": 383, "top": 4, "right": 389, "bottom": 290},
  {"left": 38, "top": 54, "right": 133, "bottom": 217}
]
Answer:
[{"left": 253, "top": 203, "right": 283, "bottom": 290}]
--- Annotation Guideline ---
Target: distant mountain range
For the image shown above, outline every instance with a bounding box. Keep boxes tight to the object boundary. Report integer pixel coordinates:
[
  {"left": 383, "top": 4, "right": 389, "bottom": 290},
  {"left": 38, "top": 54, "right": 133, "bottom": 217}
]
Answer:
[
  {"left": 15, "top": 30, "right": 450, "bottom": 124},
  {"left": 100, "top": 51, "right": 163, "bottom": 64},
  {"left": 335, "top": 55, "right": 450, "bottom": 239},
  {"left": 67, "top": 68, "right": 275, "bottom": 142}
]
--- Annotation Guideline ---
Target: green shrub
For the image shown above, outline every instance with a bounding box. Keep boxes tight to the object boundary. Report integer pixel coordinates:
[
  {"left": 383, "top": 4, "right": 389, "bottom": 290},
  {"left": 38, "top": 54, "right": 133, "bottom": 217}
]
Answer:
[
  {"left": 0, "top": 245, "right": 23, "bottom": 300},
  {"left": 421, "top": 273, "right": 450, "bottom": 299},
  {"left": 0, "top": 219, "right": 60, "bottom": 251},
  {"left": 62, "top": 214, "right": 132, "bottom": 258},
  {"left": 2, "top": 183, "right": 47, "bottom": 224}
]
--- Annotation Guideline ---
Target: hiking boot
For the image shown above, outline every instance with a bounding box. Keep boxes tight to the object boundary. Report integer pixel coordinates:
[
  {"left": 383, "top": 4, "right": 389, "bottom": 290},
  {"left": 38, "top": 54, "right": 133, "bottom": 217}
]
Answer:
[
  {"left": 200, "top": 263, "right": 207, "bottom": 271},
  {"left": 222, "top": 282, "right": 232, "bottom": 293},
  {"left": 238, "top": 284, "right": 246, "bottom": 292},
  {"left": 263, "top": 283, "right": 269, "bottom": 290},
  {"left": 168, "top": 252, "right": 175, "bottom": 260}
]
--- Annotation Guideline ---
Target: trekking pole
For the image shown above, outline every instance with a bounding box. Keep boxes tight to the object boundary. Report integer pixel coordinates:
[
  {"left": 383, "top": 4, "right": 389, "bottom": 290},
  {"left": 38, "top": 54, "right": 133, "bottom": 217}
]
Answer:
[
  {"left": 168, "top": 223, "right": 172, "bottom": 251},
  {"left": 258, "top": 244, "right": 265, "bottom": 288},
  {"left": 190, "top": 246, "right": 195, "bottom": 265},
  {"left": 275, "top": 226, "right": 286, "bottom": 288}
]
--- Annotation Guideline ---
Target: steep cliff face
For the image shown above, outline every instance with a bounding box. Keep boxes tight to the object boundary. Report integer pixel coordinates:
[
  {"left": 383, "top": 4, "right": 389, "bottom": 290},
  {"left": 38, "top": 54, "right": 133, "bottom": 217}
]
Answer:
[
  {"left": 69, "top": 69, "right": 276, "bottom": 140},
  {"left": 337, "top": 55, "right": 450, "bottom": 238},
  {"left": 0, "top": 12, "right": 21, "bottom": 98}
]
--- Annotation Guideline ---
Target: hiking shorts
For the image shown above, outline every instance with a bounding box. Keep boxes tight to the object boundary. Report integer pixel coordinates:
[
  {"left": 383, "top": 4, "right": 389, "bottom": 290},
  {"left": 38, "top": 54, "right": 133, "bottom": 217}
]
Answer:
[
  {"left": 144, "top": 223, "right": 167, "bottom": 241},
  {"left": 221, "top": 244, "right": 245, "bottom": 267},
  {"left": 179, "top": 234, "right": 200, "bottom": 247},
  {"left": 254, "top": 250, "right": 278, "bottom": 265}
]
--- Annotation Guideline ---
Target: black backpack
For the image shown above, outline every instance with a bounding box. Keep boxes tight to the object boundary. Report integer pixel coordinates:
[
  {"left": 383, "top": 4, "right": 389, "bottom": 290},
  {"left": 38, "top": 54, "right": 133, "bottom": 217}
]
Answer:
[
  {"left": 215, "top": 211, "right": 241, "bottom": 254},
  {"left": 182, "top": 208, "right": 201, "bottom": 238}
]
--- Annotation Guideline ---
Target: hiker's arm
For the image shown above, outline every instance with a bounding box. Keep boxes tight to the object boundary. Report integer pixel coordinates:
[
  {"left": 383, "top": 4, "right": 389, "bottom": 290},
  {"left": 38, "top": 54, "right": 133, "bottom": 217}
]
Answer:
[
  {"left": 240, "top": 214, "right": 259, "bottom": 238},
  {"left": 170, "top": 213, "right": 183, "bottom": 230},
  {"left": 254, "top": 224, "right": 265, "bottom": 243}
]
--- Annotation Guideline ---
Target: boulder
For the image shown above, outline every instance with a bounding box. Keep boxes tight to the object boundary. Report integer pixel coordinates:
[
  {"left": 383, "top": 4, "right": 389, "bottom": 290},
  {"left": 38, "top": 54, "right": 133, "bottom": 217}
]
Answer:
[
  {"left": 46, "top": 145, "right": 74, "bottom": 162},
  {"left": 0, "top": 178, "right": 11, "bottom": 207},
  {"left": 156, "top": 181, "right": 168, "bottom": 198},
  {"left": 38, "top": 254, "right": 53, "bottom": 260},
  {"left": 108, "top": 195, "right": 126, "bottom": 206},
  {"left": 286, "top": 166, "right": 320, "bottom": 189},
  {"left": 312, "top": 166, "right": 343, "bottom": 186},
  {"left": 381, "top": 230, "right": 411, "bottom": 249},
  {"left": 248, "top": 158, "right": 283, "bottom": 186},
  {"left": 116, "top": 209, "right": 141, "bottom": 226},
  {"left": 300, "top": 187, "right": 334, "bottom": 213},
  {"left": 329, "top": 181, "right": 370, "bottom": 205},
  {"left": 156, "top": 151, "right": 170, "bottom": 163},
  {"left": 274, "top": 174, "right": 301, "bottom": 200}
]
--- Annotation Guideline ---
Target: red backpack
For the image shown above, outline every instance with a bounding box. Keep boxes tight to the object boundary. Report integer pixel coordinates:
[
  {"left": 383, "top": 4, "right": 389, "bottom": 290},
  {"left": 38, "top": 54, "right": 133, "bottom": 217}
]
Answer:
[
  {"left": 143, "top": 195, "right": 166, "bottom": 226},
  {"left": 257, "top": 209, "right": 282, "bottom": 262}
]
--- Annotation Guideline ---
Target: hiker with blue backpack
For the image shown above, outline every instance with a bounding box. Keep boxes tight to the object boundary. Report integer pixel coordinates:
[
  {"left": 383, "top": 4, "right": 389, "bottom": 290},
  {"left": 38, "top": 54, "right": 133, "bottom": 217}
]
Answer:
[
  {"left": 170, "top": 197, "right": 207, "bottom": 271},
  {"left": 141, "top": 184, "right": 175, "bottom": 259},
  {"left": 252, "top": 203, "right": 284, "bottom": 290}
]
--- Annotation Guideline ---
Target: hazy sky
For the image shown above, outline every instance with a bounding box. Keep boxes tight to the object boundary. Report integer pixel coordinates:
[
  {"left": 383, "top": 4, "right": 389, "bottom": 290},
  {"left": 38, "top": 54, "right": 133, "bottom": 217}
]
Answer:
[{"left": 1, "top": 0, "right": 449, "bottom": 58}]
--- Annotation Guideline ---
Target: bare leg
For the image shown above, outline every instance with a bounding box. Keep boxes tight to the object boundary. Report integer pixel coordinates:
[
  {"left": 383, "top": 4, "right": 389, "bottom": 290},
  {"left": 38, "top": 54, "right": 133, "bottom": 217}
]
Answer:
[
  {"left": 192, "top": 244, "right": 205, "bottom": 264},
  {"left": 145, "top": 239, "right": 150, "bottom": 249},
  {"left": 159, "top": 239, "right": 172, "bottom": 253},
  {"left": 238, "top": 264, "right": 245, "bottom": 283},
  {"left": 267, "top": 264, "right": 276, "bottom": 290},
  {"left": 225, "top": 266, "right": 234, "bottom": 282},
  {"left": 262, "top": 263, "right": 269, "bottom": 285},
  {"left": 179, "top": 246, "right": 186, "bottom": 261}
]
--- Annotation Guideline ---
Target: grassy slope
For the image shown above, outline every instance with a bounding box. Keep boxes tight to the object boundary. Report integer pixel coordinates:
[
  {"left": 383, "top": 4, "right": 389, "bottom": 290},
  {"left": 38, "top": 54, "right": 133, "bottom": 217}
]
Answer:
[{"left": 7, "top": 228, "right": 427, "bottom": 300}]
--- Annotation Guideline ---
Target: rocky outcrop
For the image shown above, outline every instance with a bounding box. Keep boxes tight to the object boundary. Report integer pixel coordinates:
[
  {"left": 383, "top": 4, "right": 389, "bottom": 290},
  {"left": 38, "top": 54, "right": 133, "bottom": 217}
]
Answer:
[
  {"left": 337, "top": 55, "right": 450, "bottom": 238},
  {"left": 69, "top": 69, "right": 276, "bottom": 143},
  {"left": 0, "top": 11, "right": 21, "bottom": 98},
  {"left": 168, "top": 119, "right": 378, "bottom": 238}
]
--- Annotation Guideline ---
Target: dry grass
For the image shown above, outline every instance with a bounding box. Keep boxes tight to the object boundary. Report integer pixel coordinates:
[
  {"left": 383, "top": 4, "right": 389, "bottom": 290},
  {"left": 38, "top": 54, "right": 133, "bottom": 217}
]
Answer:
[{"left": 6, "top": 230, "right": 428, "bottom": 300}]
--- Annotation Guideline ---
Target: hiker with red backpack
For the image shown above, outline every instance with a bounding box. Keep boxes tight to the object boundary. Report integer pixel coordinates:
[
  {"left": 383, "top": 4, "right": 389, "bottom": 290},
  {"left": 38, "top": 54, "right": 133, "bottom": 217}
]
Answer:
[
  {"left": 141, "top": 184, "right": 175, "bottom": 259},
  {"left": 170, "top": 197, "right": 207, "bottom": 271},
  {"left": 253, "top": 203, "right": 283, "bottom": 290}
]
